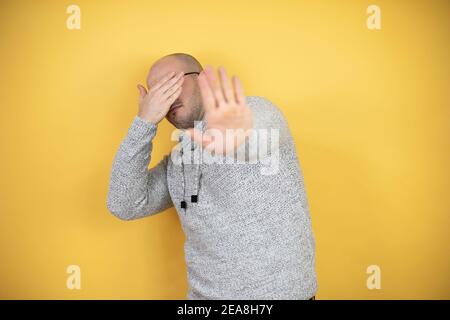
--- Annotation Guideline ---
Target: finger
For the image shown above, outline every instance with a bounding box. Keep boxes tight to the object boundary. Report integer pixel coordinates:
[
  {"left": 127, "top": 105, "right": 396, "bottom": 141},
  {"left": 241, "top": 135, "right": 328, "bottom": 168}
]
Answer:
[
  {"left": 137, "top": 84, "right": 147, "bottom": 100},
  {"left": 218, "top": 66, "right": 234, "bottom": 104},
  {"left": 198, "top": 71, "right": 216, "bottom": 113},
  {"left": 204, "top": 65, "right": 226, "bottom": 107},
  {"left": 164, "top": 79, "right": 183, "bottom": 99},
  {"left": 160, "top": 72, "right": 184, "bottom": 95},
  {"left": 232, "top": 75, "right": 245, "bottom": 106},
  {"left": 166, "top": 86, "right": 182, "bottom": 104},
  {"left": 150, "top": 71, "right": 176, "bottom": 92}
]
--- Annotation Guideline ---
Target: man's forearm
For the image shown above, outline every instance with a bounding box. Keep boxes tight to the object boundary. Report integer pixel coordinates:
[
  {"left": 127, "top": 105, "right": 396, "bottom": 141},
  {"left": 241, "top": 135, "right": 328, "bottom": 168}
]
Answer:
[{"left": 107, "top": 116, "right": 171, "bottom": 220}]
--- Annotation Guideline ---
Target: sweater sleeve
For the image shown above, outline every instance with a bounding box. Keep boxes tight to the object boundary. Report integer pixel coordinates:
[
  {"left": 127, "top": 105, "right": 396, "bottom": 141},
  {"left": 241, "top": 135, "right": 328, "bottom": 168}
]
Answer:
[{"left": 107, "top": 116, "right": 173, "bottom": 220}]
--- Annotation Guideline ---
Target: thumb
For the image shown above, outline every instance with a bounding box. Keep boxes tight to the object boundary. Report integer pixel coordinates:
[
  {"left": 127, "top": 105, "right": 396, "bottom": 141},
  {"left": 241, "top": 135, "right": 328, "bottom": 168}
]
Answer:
[{"left": 137, "top": 84, "right": 147, "bottom": 100}]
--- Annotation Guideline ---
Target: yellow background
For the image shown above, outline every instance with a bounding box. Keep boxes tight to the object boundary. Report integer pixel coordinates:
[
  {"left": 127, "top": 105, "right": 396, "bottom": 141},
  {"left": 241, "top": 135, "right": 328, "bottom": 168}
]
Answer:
[{"left": 0, "top": 0, "right": 449, "bottom": 299}]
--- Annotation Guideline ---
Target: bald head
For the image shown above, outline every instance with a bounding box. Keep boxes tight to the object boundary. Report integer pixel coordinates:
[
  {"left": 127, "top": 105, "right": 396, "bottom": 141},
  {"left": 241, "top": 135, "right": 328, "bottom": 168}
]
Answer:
[
  {"left": 147, "top": 53, "right": 203, "bottom": 88},
  {"left": 146, "top": 53, "right": 204, "bottom": 129},
  {"left": 161, "top": 53, "right": 203, "bottom": 72}
]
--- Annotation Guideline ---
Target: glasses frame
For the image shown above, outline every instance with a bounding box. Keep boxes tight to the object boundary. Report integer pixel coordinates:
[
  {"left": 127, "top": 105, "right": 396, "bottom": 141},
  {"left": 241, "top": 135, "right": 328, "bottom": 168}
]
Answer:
[{"left": 184, "top": 72, "right": 200, "bottom": 76}]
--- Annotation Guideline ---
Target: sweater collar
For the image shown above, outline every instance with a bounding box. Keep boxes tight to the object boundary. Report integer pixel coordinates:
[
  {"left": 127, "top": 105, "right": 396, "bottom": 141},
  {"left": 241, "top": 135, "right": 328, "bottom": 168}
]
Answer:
[{"left": 178, "top": 116, "right": 208, "bottom": 150}]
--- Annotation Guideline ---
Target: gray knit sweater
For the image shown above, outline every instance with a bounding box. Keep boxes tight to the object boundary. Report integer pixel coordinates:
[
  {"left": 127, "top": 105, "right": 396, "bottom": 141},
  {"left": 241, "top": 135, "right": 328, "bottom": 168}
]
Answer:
[{"left": 107, "top": 95, "right": 318, "bottom": 299}]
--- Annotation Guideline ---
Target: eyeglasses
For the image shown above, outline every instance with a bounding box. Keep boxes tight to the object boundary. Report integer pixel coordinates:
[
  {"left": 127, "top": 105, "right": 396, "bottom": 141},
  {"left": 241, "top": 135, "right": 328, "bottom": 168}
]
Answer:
[{"left": 184, "top": 72, "right": 200, "bottom": 76}]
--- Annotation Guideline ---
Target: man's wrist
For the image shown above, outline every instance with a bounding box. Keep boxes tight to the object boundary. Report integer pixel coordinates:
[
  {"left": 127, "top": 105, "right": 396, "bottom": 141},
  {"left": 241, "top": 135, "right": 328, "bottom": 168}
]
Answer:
[
  {"left": 137, "top": 114, "right": 158, "bottom": 126},
  {"left": 130, "top": 115, "right": 158, "bottom": 138}
]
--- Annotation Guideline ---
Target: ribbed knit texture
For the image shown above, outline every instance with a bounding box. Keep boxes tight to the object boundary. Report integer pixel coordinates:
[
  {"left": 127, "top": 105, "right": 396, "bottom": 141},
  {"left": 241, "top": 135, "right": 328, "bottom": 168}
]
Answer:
[{"left": 107, "top": 96, "right": 318, "bottom": 299}]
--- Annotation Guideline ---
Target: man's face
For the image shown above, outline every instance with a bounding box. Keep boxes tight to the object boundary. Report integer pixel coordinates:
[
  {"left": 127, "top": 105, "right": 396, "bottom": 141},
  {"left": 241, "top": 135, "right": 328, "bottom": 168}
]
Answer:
[{"left": 146, "top": 59, "right": 203, "bottom": 129}]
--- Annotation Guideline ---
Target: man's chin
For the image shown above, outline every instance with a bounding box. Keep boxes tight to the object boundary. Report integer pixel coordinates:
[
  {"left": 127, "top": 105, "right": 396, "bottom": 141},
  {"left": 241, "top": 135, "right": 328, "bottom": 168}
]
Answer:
[{"left": 167, "top": 117, "right": 188, "bottom": 130}]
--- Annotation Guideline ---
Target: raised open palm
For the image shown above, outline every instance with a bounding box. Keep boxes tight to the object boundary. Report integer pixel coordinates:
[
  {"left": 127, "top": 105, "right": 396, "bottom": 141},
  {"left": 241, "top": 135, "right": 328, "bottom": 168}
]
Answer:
[{"left": 186, "top": 65, "right": 253, "bottom": 155}]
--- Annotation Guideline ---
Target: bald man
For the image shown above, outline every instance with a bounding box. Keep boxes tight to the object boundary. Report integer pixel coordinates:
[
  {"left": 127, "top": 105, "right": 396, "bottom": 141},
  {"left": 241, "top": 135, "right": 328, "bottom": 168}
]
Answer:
[{"left": 107, "top": 53, "right": 318, "bottom": 300}]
